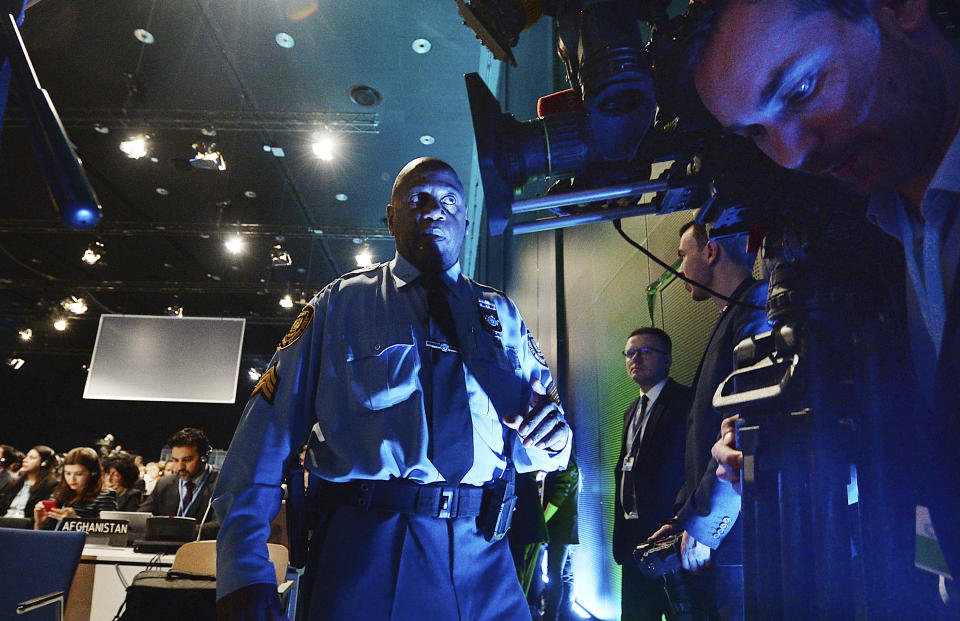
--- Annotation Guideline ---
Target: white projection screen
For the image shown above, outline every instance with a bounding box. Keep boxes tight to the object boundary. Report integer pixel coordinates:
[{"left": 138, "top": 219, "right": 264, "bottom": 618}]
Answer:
[{"left": 83, "top": 315, "right": 246, "bottom": 403}]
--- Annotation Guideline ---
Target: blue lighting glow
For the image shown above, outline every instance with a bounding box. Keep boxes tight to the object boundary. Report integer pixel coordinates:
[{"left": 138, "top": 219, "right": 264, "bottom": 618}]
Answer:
[
  {"left": 572, "top": 600, "right": 593, "bottom": 619},
  {"left": 64, "top": 203, "right": 101, "bottom": 229}
]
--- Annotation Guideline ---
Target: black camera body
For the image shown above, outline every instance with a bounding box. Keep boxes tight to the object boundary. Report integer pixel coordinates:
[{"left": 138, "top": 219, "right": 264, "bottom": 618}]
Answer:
[
  {"left": 632, "top": 531, "right": 684, "bottom": 579},
  {"left": 633, "top": 533, "right": 709, "bottom": 621}
]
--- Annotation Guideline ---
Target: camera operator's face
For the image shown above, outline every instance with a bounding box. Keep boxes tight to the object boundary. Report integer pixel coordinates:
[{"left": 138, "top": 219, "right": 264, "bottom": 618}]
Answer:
[
  {"left": 693, "top": 0, "right": 944, "bottom": 196},
  {"left": 170, "top": 445, "right": 203, "bottom": 481},
  {"left": 387, "top": 165, "right": 467, "bottom": 273},
  {"left": 677, "top": 228, "right": 712, "bottom": 302}
]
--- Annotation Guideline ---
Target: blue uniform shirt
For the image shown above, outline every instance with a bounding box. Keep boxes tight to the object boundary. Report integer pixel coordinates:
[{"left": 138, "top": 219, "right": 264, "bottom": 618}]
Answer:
[{"left": 213, "top": 253, "right": 570, "bottom": 598}]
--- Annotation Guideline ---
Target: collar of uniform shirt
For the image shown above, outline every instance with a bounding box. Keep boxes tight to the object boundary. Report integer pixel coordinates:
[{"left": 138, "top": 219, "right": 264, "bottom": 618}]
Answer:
[
  {"left": 390, "top": 252, "right": 466, "bottom": 299},
  {"left": 639, "top": 376, "right": 669, "bottom": 410}
]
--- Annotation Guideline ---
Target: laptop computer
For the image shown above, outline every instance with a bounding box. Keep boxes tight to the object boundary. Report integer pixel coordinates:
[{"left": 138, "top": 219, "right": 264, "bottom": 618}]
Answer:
[
  {"left": 100, "top": 510, "right": 152, "bottom": 546},
  {"left": 132, "top": 516, "right": 197, "bottom": 554}
]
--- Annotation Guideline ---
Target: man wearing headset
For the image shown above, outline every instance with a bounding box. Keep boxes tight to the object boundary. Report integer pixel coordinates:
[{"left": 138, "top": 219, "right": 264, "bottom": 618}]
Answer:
[{"left": 138, "top": 427, "right": 219, "bottom": 537}]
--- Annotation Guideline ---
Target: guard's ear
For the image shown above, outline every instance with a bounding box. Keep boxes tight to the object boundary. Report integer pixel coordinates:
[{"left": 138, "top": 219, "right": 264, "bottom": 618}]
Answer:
[{"left": 386, "top": 203, "right": 395, "bottom": 235}]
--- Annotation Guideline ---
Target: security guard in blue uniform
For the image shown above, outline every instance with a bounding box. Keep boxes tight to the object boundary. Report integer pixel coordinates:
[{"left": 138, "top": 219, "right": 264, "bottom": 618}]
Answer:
[{"left": 214, "top": 158, "right": 572, "bottom": 620}]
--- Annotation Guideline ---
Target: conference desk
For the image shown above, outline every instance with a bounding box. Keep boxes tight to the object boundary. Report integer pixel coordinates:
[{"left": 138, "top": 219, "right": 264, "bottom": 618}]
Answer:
[{"left": 66, "top": 544, "right": 174, "bottom": 621}]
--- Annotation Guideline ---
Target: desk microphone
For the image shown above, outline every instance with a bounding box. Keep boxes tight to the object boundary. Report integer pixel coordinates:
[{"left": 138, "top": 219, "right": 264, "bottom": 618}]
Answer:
[{"left": 196, "top": 494, "right": 214, "bottom": 542}]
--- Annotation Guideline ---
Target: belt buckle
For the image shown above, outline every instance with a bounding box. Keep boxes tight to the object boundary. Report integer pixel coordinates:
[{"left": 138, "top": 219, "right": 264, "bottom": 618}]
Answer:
[{"left": 437, "top": 488, "right": 454, "bottom": 519}]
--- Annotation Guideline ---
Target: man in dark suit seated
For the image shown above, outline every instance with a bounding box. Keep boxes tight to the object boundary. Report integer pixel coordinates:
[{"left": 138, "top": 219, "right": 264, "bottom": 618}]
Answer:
[
  {"left": 613, "top": 327, "right": 691, "bottom": 621},
  {"left": 139, "top": 428, "right": 219, "bottom": 538}
]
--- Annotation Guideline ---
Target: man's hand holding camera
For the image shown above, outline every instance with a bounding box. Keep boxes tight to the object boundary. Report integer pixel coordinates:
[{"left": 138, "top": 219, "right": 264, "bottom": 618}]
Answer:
[
  {"left": 681, "top": 530, "right": 712, "bottom": 573},
  {"left": 712, "top": 415, "right": 742, "bottom": 495}
]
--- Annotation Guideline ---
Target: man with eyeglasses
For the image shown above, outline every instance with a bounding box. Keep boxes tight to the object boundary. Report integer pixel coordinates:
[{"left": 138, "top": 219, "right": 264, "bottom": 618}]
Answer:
[
  {"left": 646, "top": 221, "right": 769, "bottom": 620},
  {"left": 613, "top": 327, "right": 691, "bottom": 621}
]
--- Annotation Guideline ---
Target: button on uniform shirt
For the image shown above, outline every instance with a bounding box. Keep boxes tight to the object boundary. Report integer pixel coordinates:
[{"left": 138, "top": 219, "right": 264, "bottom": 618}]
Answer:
[{"left": 213, "top": 253, "right": 571, "bottom": 599}]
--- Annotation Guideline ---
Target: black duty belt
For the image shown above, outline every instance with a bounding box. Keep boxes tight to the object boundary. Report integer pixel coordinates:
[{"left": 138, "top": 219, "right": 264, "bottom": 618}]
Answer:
[{"left": 314, "top": 478, "right": 486, "bottom": 519}]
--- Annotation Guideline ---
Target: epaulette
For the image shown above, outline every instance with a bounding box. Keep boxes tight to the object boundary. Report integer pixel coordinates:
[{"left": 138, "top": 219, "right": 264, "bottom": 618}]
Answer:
[
  {"left": 469, "top": 278, "right": 508, "bottom": 299},
  {"left": 337, "top": 262, "right": 388, "bottom": 282}
]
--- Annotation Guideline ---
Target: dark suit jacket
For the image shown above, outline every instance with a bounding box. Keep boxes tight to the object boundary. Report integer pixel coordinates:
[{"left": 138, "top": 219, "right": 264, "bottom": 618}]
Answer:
[
  {"left": 116, "top": 487, "right": 143, "bottom": 512},
  {"left": 0, "top": 475, "right": 58, "bottom": 518},
  {"left": 138, "top": 468, "right": 220, "bottom": 534},
  {"left": 674, "top": 278, "right": 768, "bottom": 563},
  {"left": 613, "top": 377, "right": 691, "bottom": 565}
]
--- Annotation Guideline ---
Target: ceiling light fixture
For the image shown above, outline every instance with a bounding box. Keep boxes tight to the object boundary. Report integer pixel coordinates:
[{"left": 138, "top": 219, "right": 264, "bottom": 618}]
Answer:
[
  {"left": 119, "top": 135, "right": 148, "bottom": 159},
  {"left": 19, "top": 328, "right": 32, "bottom": 341},
  {"left": 263, "top": 142, "right": 285, "bottom": 157},
  {"left": 166, "top": 305, "right": 184, "bottom": 318},
  {"left": 61, "top": 296, "right": 88, "bottom": 315},
  {"left": 224, "top": 235, "right": 245, "bottom": 255},
  {"left": 81, "top": 241, "right": 104, "bottom": 265},
  {"left": 348, "top": 84, "right": 382, "bottom": 107},
  {"left": 335, "top": 193, "right": 348, "bottom": 202},
  {"left": 271, "top": 244, "right": 292, "bottom": 267},
  {"left": 93, "top": 123, "right": 110, "bottom": 134},
  {"left": 6, "top": 357, "right": 25, "bottom": 370},
  {"left": 190, "top": 142, "right": 227, "bottom": 171},
  {"left": 419, "top": 135, "right": 435, "bottom": 145},
  {"left": 355, "top": 247, "right": 373, "bottom": 268},
  {"left": 312, "top": 135, "right": 335, "bottom": 161},
  {"left": 247, "top": 367, "right": 262, "bottom": 381},
  {"left": 53, "top": 318, "right": 67, "bottom": 331},
  {"left": 275, "top": 32, "right": 295, "bottom": 48},
  {"left": 133, "top": 28, "right": 155, "bottom": 44},
  {"left": 412, "top": 38, "right": 432, "bottom": 54},
  {"left": 279, "top": 294, "right": 294, "bottom": 309}
]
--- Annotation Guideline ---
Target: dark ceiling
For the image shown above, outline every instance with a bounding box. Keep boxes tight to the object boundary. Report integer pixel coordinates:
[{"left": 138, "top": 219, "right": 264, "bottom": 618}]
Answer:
[
  {"left": 0, "top": 0, "right": 559, "bottom": 452},
  {"left": 0, "top": 0, "right": 538, "bottom": 380}
]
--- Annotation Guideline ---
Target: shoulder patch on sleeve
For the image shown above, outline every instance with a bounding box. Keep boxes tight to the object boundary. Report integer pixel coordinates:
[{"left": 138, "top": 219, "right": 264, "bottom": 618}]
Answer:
[
  {"left": 279, "top": 305, "right": 314, "bottom": 349},
  {"left": 527, "top": 332, "right": 547, "bottom": 366},
  {"left": 251, "top": 363, "right": 280, "bottom": 404}
]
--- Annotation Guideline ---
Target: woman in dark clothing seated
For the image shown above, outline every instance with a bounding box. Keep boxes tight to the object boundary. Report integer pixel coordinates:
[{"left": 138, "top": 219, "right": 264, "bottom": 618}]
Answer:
[
  {"left": 34, "top": 447, "right": 116, "bottom": 529},
  {"left": 0, "top": 445, "right": 58, "bottom": 521},
  {"left": 102, "top": 451, "right": 143, "bottom": 511}
]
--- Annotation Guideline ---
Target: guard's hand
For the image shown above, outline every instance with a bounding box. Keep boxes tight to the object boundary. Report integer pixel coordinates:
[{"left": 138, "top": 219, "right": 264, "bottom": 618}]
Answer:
[
  {"left": 503, "top": 379, "right": 570, "bottom": 452},
  {"left": 646, "top": 520, "right": 681, "bottom": 542},
  {"left": 712, "top": 415, "right": 743, "bottom": 495},
  {"left": 217, "top": 583, "right": 289, "bottom": 621},
  {"left": 680, "top": 530, "right": 712, "bottom": 574}
]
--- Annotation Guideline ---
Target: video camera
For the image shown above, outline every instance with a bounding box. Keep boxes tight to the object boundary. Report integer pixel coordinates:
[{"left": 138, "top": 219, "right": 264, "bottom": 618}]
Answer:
[
  {"left": 457, "top": 0, "right": 849, "bottom": 238},
  {"left": 633, "top": 533, "right": 708, "bottom": 621}
]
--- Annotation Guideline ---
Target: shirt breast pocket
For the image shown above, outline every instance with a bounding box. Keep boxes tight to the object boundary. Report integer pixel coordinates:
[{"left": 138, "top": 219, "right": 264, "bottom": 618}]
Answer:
[
  {"left": 473, "top": 334, "right": 522, "bottom": 372},
  {"left": 344, "top": 327, "right": 420, "bottom": 411}
]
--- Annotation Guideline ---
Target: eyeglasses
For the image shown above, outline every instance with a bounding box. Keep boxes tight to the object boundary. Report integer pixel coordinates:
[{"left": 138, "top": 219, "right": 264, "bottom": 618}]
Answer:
[{"left": 622, "top": 347, "right": 668, "bottom": 359}]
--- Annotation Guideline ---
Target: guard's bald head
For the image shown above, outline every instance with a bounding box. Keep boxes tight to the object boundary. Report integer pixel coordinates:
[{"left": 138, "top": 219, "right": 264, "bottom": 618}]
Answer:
[{"left": 391, "top": 158, "right": 463, "bottom": 206}]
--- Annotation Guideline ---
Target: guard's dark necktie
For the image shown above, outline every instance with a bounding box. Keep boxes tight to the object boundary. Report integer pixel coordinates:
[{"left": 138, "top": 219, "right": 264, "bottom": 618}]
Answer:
[
  {"left": 621, "top": 394, "right": 649, "bottom": 518},
  {"left": 421, "top": 274, "right": 473, "bottom": 484},
  {"left": 182, "top": 480, "right": 196, "bottom": 514}
]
